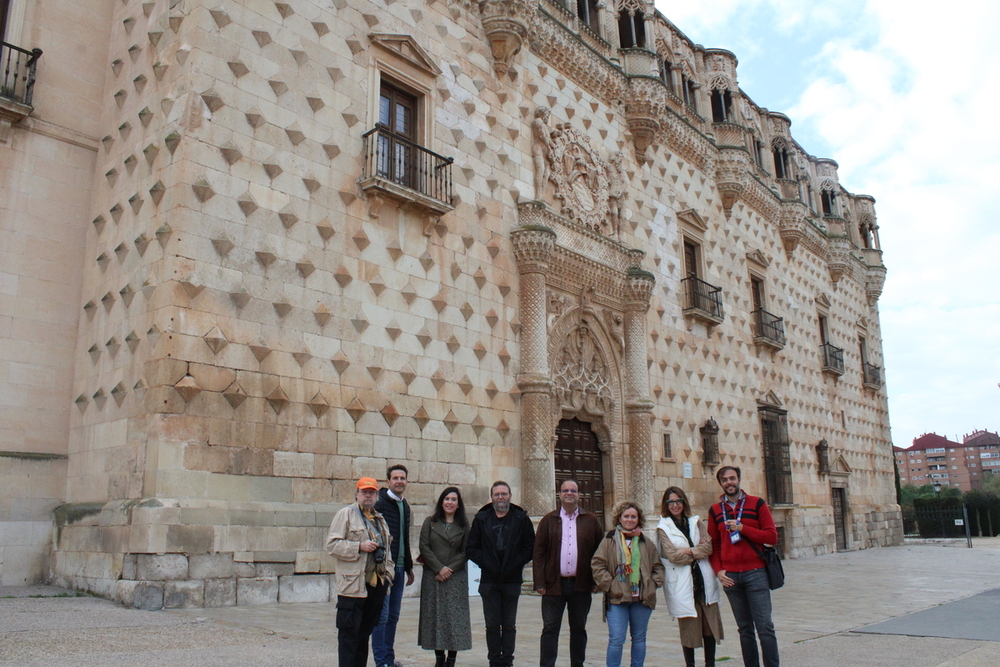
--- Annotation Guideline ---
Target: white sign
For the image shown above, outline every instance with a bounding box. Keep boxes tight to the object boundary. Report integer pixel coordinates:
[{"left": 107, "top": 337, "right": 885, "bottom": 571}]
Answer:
[
  {"left": 954, "top": 519, "right": 964, "bottom": 526},
  {"left": 683, "top": 462, "right": 693, "bottom": 479}
]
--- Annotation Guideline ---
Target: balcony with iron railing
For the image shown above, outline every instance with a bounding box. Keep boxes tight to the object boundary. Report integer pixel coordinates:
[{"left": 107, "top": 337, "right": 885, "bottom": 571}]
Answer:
[
  {"left": 752, "top": 308, "right": 786, "bottom": 349},
  {"left": 359, "top": 125, "right": 454, "bottom": 218},
  {"left": 821, "top": 342, "right": 846, "bottom": 376},
  {"left": 1, "top": 41, "right": 42, "bottom": 128},
  {"left": 863, "top": 362, "right": 883, "bottom": 390},
  {"left": 682, "top": 276, "right": 724, "bottom": 326}
]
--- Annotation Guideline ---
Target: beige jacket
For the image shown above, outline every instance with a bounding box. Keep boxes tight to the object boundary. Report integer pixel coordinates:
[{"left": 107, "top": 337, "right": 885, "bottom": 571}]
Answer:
[
  {"left": 326, "top": 503, "right": 395, "bottom": 598},
  {"left": 592, "top": 529, "right": 665, "bottom": 609}
]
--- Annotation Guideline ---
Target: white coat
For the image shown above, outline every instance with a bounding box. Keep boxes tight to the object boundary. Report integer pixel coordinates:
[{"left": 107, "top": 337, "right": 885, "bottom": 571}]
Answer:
[{"left": 657, "top": 515, "right": 721, "bottom": 619}]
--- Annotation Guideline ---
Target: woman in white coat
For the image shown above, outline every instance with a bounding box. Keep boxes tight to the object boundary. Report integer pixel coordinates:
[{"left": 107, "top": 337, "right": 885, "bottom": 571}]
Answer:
[{"left": 656, "top": 486, "right": 724, "bottom": 667}]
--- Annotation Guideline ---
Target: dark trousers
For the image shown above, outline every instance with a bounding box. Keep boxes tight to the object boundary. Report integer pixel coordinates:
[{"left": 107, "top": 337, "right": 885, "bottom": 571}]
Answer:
[
  {"left": 723, "top": 568, "right": 779, "bottom": 667},
  {"left": 540, "top": 577, "right": 592, "bottom": 667},
  {"left": 337, "top": 582, "right": 389, "bottom": 667},
  {"left": 480, "top": 581, "right": 522, "bottom": 667}
]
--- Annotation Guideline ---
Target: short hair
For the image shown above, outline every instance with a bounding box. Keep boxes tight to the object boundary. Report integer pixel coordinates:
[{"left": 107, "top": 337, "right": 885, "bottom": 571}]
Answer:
[
  {"left": 716, "top": 465, "right": 741, "bottom": 484},
  {"left": 387, "top": 464, "right": 408, "bottom": 479},
  {"left": 660, "top": 486, "right": 692, "bottom": 518},
  {"left": 611, "top": 501, "right": 646, "bottom": 529},
  {"left": 491, "top": 480, "right": 511, "bottom": 495},
  {"left": 559, "top": 479, "right": 579, "bottom": 492},
  {"left": 430, "top": 486, "right": 468, "bottom": 527}
]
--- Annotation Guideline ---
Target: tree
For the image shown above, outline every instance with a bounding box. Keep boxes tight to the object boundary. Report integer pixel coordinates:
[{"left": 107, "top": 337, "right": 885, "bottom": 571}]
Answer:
[
  {"left": 981, "top": 472, "right": 1000, "bottom": 495},
  {"left": 899, "top": 483, "right": 937, "bottom": 508}
]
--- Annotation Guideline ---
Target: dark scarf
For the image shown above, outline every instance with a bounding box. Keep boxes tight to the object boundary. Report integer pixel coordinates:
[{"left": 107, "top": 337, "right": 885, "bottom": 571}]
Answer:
[{"left": 670, "top": 515, "right": 705, "bottom": 605}]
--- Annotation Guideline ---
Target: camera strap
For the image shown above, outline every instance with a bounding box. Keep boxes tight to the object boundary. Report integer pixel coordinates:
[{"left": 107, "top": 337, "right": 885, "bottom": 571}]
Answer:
[{"left": 355, "top": 505, "right": 385, "bottom": 548}]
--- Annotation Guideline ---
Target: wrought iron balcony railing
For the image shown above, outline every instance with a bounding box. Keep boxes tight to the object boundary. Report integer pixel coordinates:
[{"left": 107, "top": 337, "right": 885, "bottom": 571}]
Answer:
[
  {"left": 682, "top": 276, "right": 724, "bottom": 325},
  {"left": 821, "top": 342, "right": 846, "bottom": 376},
  {"left": 863, "top": 362, "right": 883, "bottom": 389},
  {"left": 1, "top": 41, "right": 42, "bottom": 108},
  {"left": 360, "top": 125, "right": 454, "bottom": 215},
  {"left": 752, "top": 308, "right": 786, "bottom": 349}
]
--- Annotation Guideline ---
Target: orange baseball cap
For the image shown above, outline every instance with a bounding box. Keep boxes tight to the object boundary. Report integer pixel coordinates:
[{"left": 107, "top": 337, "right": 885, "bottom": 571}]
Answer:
[{"left": 356, "top": 477, "right": 379, "bottom": 490}]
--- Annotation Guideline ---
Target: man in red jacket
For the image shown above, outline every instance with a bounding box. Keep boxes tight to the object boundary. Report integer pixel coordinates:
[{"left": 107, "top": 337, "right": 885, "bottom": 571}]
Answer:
[{"left": 707, "top": 466, "right": 780, "bottom": 667}]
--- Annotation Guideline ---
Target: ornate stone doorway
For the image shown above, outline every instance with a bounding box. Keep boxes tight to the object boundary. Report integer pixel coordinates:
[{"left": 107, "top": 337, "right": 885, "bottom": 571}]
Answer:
[{"left": 555, "top": 418, "right": 606, "bottom": 526}]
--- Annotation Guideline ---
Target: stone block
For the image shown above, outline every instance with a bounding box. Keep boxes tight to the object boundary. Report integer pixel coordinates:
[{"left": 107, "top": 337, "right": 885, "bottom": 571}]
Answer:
[
  {"left": 235, "top": 561, "right": 256, "bottom": 577},
  {"left": 115, "top": 579, "right": 141, "bottom": 606},
  {"left": 236, "top": 577, "right": 278, "bottom": 606},
  {"left": 278, "top": 574, "right": 330, "bottom": 603},
  {"left": 164, "top": 580, "right": 205, "bottom": 608},
  {"left": 136, "top": 553, "right": 188, "bottom": 581},
  {"left": 166, "top": 524, "right": 215, "bottom": 553},
  {"left": 255, "top": 562, "right": 294, "bottom": 577},
  {"left": 204, "top": 577, "right": 237, "bottom": 607},
  {"left": 273, "top": 451, "right": 315, "bottom": 477},
  {"left": 122, "top": 553, "right": 137, "bottom": 580},
  {"left": 189, "top": 553, "right": 235, "bottom": 579},
  {"left": 133, "top": 583, "right": 164, "bottom": 610}
]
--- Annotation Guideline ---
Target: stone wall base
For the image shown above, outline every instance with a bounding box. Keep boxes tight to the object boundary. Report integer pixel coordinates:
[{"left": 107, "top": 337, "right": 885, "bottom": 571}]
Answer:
[
  {"left": 49, "top": 497, "right": 406, "bottom": 608},
  {"left": 777, "top": 503, "right": 903, "bottom": 558}
]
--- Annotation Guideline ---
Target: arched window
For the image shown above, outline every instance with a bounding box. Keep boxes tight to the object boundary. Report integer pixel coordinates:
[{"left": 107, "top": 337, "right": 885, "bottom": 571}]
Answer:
[
  {"left": 821, "top": 188, "right": 837, "bottom": 216},
  {"left": 682, "top": 76, "right": 698, "bottom": 112},
  {"left": 711, "top": 89, "right": 733, "bottom": 122},
  {"left": 618, "top": 10, "right": 645, "bottom": 48},
  {"left": 659, "top": 59, "right": 674, "bottom": 90},
  {"left": 772, "top": 138, "right": 790, "bottom": 179},
  {"left": 576, "top": 0, "right": 601, "bottom": 35}
]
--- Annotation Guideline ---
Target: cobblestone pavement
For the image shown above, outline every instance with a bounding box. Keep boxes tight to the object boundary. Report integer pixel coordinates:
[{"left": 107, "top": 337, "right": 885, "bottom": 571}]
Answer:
[{"left": 2, "top": 539, "right": 998, "bottom": 666}]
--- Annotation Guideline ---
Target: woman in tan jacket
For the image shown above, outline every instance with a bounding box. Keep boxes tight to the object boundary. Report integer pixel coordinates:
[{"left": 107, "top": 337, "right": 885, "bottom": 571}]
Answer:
[{"left": 592, "top": 501, "right": 665, "bottom": 667}]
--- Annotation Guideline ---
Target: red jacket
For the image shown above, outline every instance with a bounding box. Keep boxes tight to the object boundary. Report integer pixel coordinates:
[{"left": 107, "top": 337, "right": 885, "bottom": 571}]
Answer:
[{"left": 707, "top": 493, "right": 778, "bottom": 574}]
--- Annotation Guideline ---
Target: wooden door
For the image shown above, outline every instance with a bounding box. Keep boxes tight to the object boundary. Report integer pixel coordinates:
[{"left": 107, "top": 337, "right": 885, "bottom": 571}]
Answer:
[
  {"left": 832, "top": 487, "right": 848, "bottom": 551},
  {"left": 555, "top": 418, "right": 606, "bottom": 527}
]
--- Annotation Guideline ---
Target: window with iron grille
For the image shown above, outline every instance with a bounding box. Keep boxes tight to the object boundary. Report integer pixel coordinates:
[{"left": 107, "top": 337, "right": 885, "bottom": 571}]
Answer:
[
  {"left": 662, "top": 433, "right": 672, "bottom": 460},
  {"left": 760, "top": 406, "right": 792, "bottom": 505}
]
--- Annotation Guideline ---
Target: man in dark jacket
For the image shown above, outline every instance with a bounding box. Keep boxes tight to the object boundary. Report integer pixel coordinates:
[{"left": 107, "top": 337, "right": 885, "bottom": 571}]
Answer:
[
  {"left": 467, "top": 481, "right": 536, "bottom": 667},
  {"left": 372, "top": 464, "right": 414, "bottom": 667},
  {"left": 532, "top": 479, "right": 604, "bottom": 667}
]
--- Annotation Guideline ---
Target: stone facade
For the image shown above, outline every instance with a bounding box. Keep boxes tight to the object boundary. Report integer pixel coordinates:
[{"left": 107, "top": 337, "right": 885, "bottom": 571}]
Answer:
[{"left": 0, "top": 0, "right": 900, "bottom": 603}]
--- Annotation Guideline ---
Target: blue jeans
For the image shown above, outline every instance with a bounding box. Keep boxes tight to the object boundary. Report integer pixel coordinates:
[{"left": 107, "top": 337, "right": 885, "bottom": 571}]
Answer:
[
  {"left": 605, "top": 601, "right": 653, "bottom": 667},
  {"left": 723, "top": 568, "right": 779, "bottom": 667},
  {"left": 372, "top": 566, "right": 406, "bottom": 666}
]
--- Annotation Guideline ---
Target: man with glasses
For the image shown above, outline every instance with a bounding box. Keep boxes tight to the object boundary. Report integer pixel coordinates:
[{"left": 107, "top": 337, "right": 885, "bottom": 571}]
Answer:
[
  {"left": 467, "top": 481, "right": 536, "bottom": 667},
  {"left": 532, "top": 479, "right": 604, "bottom": 667}
]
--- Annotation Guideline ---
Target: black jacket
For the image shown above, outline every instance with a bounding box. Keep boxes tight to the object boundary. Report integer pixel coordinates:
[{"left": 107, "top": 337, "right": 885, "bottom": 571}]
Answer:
[
  {"left": 466, "top": 502, "right": 535, "bottom": 584},
  {"left": 375, "top": 488, "right": 413, "bottom": 574}
]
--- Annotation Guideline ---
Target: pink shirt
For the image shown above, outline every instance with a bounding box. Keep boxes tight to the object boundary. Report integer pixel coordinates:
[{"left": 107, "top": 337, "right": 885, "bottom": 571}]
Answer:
[{"left": 559, "top": 507, "right": 580, "bottom": 577}]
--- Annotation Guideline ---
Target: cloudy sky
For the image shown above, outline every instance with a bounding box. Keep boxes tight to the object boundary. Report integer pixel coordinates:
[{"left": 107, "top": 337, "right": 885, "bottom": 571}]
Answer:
[{"left": 653, "top": 0, "right": 1000, "bottom": 448}]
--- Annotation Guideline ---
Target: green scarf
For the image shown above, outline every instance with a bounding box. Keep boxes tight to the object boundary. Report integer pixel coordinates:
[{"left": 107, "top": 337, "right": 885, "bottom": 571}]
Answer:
[{"left": 615, "top": 527, "right": 642, "bottom": 598}]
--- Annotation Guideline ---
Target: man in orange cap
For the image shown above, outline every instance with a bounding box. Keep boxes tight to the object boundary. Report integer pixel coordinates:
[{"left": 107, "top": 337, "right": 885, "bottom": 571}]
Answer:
[{"left": 327, "top": 477, "right": 396, "bottom": 667}]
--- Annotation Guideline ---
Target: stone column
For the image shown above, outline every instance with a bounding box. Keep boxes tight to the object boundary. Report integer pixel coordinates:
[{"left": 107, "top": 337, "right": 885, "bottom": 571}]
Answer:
[
  {"left": 623, "top": 268, "right": 655, "bottom": 514},
  {"left": 511, "top": 225, "right": 557, "bottom": 517}
]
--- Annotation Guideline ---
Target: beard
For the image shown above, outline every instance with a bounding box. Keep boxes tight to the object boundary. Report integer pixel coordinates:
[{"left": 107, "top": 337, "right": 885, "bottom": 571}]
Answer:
[{"left": 493, "top": 498, "right": 510, "bottom": 514}]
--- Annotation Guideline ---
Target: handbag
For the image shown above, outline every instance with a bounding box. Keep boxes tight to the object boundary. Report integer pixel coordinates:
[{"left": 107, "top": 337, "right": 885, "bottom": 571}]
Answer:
[{"left": 744, "top": 538, "right": 784, "bottom": 590}]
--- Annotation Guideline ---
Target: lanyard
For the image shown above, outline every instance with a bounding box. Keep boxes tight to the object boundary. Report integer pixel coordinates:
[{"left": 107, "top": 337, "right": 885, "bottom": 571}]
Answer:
[{"left": 721, "top": 494, "right": 746, "bottom": 525}]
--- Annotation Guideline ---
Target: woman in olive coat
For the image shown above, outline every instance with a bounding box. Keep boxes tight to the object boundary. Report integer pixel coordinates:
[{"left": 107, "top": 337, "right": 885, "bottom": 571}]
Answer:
[{"left": 418, "top": 486, "right": 472, "bottom": 667}]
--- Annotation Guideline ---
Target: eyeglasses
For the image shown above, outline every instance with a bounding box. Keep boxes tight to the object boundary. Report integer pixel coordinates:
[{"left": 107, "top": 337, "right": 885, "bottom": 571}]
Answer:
[{"left": 666, "top": 500, "right": 684, "bottom": 506}]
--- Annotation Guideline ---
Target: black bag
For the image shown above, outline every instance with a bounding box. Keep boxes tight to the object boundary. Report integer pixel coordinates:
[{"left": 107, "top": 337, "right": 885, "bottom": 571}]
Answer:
[{"left": 745, "top": 538, "right": 784, "bottom": 590}]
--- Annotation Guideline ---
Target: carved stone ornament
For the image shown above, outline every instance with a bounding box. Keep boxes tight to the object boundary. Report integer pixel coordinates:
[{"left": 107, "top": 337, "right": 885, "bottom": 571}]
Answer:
[
  {"left": 552, "top": 317, "right": 614, "bottom": 419},
  {"left": 533, "top": 107, "right": 625, "bottom": 236},
  {"left": 478, "top": 0, "right": 532, "bottom": 75}
]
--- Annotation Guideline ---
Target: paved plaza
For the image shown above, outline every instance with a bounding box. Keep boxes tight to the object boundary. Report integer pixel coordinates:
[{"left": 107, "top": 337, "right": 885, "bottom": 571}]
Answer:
[{"left": 2, "top": 540, "right": 998, "bottom": 666}]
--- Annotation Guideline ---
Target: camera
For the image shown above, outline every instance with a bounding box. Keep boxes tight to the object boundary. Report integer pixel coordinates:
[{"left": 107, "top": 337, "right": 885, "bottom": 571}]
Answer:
[{"left": 373, "top": 546, "right": 385, "bottom": 563}]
